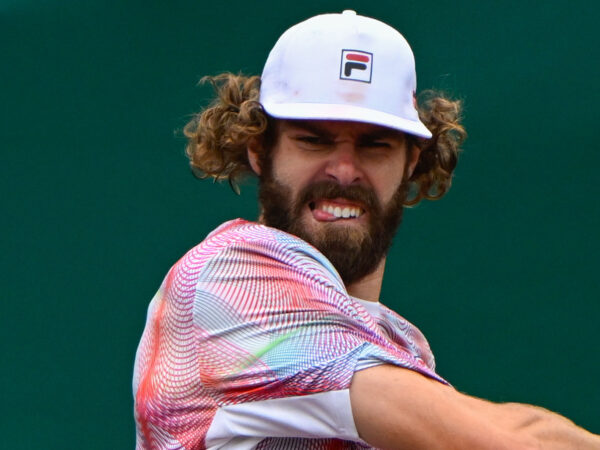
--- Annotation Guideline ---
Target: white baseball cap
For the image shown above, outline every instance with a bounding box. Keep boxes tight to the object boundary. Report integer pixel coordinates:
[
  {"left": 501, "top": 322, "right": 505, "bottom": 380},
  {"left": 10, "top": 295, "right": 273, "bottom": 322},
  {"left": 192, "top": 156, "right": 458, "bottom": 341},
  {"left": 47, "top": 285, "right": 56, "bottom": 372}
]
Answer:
[{"left": 259, "top": 10, "right": 432, "bottom": 138}]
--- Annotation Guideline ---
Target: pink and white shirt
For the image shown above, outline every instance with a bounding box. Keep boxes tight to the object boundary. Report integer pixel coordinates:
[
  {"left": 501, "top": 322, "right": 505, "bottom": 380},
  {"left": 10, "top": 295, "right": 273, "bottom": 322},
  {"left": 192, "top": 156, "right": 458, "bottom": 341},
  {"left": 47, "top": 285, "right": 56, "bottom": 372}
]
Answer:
[{"left": 133, "top": 219, "right": 446, "bottom": 449}]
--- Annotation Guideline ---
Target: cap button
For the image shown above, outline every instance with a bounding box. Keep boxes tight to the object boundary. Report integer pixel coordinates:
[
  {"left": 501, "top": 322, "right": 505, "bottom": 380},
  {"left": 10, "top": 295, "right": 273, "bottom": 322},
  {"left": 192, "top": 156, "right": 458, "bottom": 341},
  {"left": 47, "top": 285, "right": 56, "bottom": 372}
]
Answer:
[{"left": 342, "top": 10, "right": 357, "bottom": 15}]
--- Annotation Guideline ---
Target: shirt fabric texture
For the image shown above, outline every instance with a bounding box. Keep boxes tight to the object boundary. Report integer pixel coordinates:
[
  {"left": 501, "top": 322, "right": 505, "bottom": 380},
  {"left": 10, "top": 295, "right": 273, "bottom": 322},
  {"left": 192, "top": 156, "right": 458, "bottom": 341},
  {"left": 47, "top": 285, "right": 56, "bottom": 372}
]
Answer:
[{"left": 133, "top": 219, "right": 446, "bottom": 449}]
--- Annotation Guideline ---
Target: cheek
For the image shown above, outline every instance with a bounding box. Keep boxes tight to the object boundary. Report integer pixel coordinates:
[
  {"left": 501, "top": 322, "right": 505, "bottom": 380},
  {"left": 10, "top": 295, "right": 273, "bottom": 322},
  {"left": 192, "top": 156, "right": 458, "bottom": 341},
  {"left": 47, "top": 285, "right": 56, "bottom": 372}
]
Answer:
[
  {"left": 271, "top": 153, "right": 322, "bottom": 196},
  {"left": 370, "top": 162, "right": 407, "bottom": 206},
  {"left": 375, "top": 184, "right": 399, "bottom": 208}
]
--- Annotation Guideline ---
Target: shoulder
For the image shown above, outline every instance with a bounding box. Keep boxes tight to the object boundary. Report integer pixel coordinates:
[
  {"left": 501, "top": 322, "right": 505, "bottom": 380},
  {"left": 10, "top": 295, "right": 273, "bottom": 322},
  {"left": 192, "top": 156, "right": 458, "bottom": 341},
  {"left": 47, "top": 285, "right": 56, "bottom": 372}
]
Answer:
[{"left": 169, "top": 219, "right": 344, "bottom": 290}]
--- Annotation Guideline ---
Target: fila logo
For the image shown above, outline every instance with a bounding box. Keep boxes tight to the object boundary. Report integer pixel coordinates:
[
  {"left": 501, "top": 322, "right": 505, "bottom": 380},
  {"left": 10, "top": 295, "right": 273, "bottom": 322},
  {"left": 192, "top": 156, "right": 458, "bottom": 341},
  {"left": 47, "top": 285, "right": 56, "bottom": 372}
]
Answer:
[{"left": 340, "top": 49, "right": 373, "bottom": 83}]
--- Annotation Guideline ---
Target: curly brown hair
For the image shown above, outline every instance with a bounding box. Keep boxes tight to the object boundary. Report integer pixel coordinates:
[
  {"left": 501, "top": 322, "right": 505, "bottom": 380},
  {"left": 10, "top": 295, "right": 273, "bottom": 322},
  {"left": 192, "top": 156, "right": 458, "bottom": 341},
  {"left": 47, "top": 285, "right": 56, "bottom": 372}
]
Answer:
[{"left": 183, "top": 73, "right": 466, "bottom": 204}]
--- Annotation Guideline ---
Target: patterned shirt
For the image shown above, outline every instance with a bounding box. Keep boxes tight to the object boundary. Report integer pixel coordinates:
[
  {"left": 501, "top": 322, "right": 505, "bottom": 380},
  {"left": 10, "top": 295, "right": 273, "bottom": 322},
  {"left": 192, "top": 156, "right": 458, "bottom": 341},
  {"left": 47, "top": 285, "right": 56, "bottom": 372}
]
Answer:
[{"left": 133, "top": 219, "right": 446, "bottom": 449}]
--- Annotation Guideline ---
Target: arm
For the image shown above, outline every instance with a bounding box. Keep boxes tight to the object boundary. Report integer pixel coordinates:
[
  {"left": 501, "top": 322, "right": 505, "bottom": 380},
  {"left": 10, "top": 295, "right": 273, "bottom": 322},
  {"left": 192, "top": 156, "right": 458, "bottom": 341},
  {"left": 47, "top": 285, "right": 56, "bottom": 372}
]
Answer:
[{"left": 350, "top": 364, "right": 600, "bottom": 450}]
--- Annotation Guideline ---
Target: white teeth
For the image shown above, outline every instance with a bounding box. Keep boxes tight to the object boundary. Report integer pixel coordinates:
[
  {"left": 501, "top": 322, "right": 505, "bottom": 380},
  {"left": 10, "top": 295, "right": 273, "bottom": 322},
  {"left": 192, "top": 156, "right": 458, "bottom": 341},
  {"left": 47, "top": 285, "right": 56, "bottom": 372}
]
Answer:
[{"left": 318, "top": 203, "right": 362, "bottom": 218}]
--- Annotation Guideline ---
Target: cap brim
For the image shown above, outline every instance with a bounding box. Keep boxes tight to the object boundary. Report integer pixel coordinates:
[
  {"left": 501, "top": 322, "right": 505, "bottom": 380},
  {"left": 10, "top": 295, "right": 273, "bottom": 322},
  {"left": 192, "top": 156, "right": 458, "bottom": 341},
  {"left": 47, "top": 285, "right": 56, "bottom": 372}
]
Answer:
[{"left": 261, "top": 101, "right": 432, "bottom": 139}]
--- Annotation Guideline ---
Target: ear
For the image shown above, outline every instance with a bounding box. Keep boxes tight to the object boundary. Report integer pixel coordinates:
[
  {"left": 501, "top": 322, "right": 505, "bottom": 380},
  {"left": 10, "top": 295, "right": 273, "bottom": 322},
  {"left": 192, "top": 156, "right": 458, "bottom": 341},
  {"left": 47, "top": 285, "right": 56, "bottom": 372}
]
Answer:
[
  {"left": 407, "top": 144, "right": 421, "bottom": 178},
  {"left": 247, "top": 137, "right": 262, "bottom": 176}
]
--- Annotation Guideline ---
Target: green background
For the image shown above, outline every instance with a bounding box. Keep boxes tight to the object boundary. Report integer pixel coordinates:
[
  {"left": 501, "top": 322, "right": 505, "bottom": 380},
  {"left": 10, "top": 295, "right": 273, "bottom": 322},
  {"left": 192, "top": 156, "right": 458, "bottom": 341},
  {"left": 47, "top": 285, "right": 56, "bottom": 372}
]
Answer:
[{"left": 2, "top": 1, "right": 599, "bottom": 448}]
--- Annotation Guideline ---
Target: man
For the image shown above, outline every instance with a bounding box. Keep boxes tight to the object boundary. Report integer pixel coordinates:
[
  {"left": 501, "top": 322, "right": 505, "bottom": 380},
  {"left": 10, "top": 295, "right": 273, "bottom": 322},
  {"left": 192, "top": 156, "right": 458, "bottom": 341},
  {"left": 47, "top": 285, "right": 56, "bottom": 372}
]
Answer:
[{"left": 133, "top": 11, "right": 599, "bottom": 449}]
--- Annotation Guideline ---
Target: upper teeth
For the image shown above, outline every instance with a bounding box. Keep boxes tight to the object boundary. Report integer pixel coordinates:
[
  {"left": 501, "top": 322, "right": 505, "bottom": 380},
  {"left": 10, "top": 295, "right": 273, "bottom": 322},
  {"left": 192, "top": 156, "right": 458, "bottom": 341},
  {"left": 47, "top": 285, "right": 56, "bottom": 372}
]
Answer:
[{"left": 320, "top": 204, "right": 361, "bottom": 218}]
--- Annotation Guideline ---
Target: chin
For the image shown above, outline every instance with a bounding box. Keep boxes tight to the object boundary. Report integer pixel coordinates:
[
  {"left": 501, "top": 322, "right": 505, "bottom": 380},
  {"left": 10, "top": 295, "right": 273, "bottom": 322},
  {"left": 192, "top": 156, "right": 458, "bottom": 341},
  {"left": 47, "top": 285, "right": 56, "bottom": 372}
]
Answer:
[{"left": 299, "top": 212, "right": 368, "bottom": 253}]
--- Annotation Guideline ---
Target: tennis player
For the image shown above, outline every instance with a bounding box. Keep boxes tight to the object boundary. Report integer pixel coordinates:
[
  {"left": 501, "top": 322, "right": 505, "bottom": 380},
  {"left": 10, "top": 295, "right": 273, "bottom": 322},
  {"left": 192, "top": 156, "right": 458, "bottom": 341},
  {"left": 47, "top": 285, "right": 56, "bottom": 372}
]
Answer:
[{"left": 133, "top": 11, "right": 600, "bottom": 449}]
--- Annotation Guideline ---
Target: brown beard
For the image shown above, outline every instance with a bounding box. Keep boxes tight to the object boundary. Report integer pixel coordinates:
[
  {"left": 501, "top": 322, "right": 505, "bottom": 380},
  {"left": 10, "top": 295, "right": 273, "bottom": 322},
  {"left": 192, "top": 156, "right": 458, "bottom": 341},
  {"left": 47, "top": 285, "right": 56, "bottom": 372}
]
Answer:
[{"left": 258, "top": 169, "right": 408, "bottom": 286}]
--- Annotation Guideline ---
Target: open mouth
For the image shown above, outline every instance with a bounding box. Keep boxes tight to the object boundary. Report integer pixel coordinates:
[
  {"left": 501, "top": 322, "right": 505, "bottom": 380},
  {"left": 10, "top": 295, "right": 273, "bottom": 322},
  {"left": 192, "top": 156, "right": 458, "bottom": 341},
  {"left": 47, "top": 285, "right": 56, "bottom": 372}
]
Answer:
[{"left": 308, "top": 198, "right": 365, "bottom": 221}]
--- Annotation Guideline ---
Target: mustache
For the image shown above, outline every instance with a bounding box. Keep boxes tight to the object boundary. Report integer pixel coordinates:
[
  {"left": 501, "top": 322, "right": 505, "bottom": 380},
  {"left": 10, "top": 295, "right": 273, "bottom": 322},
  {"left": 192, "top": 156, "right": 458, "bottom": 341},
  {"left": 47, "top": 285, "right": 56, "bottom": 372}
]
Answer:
[{"left": 295, "top": 181, "right": 379, "bottom": 212}]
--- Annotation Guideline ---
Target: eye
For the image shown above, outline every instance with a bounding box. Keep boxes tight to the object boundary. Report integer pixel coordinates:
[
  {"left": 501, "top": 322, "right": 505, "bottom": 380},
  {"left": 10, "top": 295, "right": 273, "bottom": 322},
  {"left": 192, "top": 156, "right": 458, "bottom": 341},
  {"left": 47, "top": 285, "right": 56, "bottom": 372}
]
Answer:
[
  {"left": 367, "top": 141, "right": 391, "bottom": 148},
  {"left": 296, "top": 135, "right": 322, "bottom": 144},
  {"left": 293, "top": 134, "right": 331, "bottom": 147},
  {"left": 360, "top": 139, "right": 392, "bottom": 151}
]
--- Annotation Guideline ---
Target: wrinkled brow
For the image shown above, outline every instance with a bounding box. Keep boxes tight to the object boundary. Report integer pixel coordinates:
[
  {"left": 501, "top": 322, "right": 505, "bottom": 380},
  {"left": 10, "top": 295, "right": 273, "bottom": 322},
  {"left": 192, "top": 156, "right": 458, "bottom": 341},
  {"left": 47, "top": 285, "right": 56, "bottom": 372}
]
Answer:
[
  {"left": 283, "top": 120, "right": 335, "bottom": 138},
  {"left": 282, "top": 120, "right": 405, "bottom": 142}
]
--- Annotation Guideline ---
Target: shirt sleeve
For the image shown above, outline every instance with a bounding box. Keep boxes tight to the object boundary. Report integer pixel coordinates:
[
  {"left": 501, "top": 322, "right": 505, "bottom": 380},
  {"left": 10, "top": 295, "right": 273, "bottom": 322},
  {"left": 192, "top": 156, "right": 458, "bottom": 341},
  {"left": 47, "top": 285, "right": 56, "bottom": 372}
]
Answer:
[
  {"left": 134, "top": 222, "right": 446, "bottom": 449},
  {"left": 192, "top": 231, "right": 445, "bottom": 406}
]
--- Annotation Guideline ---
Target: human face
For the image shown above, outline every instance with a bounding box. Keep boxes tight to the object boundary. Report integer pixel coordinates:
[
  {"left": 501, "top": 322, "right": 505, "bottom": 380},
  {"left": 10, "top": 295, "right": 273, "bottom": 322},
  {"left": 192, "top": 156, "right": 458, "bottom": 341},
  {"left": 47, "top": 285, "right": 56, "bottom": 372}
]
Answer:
[{"left": 252, "top": 119, "right": 419, "bottom": 284}]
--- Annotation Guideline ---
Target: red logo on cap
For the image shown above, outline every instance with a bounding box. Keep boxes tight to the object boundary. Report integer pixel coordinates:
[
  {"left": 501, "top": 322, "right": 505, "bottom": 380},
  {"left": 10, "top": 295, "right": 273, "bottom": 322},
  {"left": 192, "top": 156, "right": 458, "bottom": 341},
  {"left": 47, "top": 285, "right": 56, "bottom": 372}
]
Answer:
[{"left": 346, "top": 53, "right": 370, "bottom": 63}]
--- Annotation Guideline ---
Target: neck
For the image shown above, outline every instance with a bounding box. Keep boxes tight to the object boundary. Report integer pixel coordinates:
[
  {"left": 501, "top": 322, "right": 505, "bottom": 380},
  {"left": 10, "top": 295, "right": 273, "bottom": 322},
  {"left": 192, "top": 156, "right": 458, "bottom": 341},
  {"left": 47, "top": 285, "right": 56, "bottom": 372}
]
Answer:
[{"left": 346, "top": 258, "right": 386, "bottom": 302}]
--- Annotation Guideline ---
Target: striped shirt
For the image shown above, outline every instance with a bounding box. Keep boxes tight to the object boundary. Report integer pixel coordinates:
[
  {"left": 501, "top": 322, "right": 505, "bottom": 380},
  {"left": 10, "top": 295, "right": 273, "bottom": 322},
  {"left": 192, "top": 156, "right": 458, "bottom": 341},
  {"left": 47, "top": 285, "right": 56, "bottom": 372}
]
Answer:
[{"left": 133, "top": 219, "right": 446, "bottom": 449}]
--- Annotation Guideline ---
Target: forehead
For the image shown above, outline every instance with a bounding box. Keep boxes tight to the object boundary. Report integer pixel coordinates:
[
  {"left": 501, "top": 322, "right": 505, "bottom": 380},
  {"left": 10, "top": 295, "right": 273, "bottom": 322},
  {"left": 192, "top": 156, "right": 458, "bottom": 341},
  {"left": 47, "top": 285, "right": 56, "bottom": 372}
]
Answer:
[{"left": 277, "top": 119, "right": 406, "bottom": 140}]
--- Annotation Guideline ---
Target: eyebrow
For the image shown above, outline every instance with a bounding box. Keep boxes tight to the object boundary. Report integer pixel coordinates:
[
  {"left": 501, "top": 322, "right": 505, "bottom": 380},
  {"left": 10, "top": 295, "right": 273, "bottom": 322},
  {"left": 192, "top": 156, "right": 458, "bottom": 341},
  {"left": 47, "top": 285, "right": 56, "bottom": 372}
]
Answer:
[
  {"left": 284, "top": 120, "right": 335, "bottom": 139},
  {"left": 359, "top": 129, "right": 405, "bottom": 141}
]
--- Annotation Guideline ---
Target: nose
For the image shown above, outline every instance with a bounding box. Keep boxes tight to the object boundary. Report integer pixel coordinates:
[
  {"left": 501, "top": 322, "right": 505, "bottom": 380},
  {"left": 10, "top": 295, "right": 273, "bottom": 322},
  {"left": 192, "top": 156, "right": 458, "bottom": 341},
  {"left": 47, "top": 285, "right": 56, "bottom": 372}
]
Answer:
[{"left": 324, "top": 142, "right": 363, "bottom": 185}]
